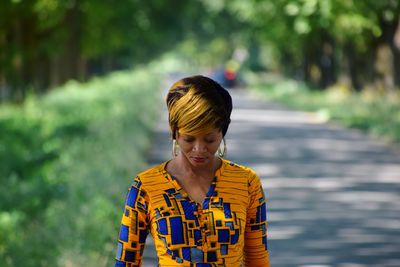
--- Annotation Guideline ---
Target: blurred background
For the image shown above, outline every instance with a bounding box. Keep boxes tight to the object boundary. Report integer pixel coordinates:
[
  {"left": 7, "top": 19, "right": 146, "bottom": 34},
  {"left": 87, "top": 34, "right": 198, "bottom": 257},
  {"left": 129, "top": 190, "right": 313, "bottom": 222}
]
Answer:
[{"left": 0, "top": 0, "right": 400, "bottom": 266}]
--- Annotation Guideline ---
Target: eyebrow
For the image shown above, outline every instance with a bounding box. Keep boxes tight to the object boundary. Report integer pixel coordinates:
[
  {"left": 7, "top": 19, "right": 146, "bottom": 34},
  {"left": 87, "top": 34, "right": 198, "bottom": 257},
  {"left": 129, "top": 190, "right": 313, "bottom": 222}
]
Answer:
[{"left": 184, "top": 133, "right": 218, "bottom": 138}]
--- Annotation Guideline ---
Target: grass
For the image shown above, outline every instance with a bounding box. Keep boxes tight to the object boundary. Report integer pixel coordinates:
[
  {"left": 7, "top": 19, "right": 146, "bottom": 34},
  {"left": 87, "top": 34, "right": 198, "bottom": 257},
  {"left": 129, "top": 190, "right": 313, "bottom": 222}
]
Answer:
[
  {"left": 246, "top": 72, "right": 400, "bottom": 144},
  {"left": 0, "top": 67, "right": 163, "bottom": 267}
]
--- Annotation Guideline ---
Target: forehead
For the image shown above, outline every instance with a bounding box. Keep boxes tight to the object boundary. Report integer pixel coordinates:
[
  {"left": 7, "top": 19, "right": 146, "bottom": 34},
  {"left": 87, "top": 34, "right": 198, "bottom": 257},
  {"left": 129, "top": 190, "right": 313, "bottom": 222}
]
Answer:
[{"left": 179, "top": 129, "right": 222, "bottom": 137}]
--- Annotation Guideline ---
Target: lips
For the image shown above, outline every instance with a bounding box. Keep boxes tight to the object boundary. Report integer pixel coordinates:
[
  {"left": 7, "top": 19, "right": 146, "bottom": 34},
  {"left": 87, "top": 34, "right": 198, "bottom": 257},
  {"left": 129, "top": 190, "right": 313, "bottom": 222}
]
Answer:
[{"left": 192, "top": 157, "right": 207, "bottom": 163}]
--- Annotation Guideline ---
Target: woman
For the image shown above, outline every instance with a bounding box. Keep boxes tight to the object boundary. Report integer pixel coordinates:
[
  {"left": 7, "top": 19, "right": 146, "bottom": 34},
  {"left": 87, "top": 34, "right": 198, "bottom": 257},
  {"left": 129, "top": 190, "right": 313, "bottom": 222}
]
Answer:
[{"left": 115, "top": 75, "right": 269, "bottom": 266}]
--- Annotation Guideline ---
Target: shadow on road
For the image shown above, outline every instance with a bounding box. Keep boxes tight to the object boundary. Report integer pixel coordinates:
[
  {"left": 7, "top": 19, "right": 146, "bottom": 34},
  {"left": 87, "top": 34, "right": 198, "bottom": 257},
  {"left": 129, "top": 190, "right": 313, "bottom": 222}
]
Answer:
[{"left": 141, "top": 87, "right": 400, "bottom": 267}]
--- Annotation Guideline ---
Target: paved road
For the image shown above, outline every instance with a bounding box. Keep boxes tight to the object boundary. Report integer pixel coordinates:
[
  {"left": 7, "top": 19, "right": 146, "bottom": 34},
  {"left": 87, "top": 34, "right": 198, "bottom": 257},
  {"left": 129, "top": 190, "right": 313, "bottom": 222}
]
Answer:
[{"left": 141, "top": 85, "right": 400, "bottom": 267}]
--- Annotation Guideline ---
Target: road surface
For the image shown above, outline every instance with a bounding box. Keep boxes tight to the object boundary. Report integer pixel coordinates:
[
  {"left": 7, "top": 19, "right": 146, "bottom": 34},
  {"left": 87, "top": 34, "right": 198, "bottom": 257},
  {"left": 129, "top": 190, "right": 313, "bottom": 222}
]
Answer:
[{"left": 140, "top": 85, "right": 400, "bottom": 267}]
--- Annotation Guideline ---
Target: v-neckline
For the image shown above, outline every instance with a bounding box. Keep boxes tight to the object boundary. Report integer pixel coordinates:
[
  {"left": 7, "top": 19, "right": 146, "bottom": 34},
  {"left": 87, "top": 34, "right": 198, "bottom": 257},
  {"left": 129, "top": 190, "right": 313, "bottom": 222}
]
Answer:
[{"left": 161, "top": 158, "right": 225, "bottom": 208}]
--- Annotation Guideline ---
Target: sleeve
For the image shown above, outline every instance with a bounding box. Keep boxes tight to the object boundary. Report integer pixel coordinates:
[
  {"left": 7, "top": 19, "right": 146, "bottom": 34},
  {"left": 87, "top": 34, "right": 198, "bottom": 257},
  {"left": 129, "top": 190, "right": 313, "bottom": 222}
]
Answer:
[
  {"left": 244, "top": 171, "right": 270, "bottom": 267},
  {"left": 115, "top": 175, "right": 150, "bottom": 267}
]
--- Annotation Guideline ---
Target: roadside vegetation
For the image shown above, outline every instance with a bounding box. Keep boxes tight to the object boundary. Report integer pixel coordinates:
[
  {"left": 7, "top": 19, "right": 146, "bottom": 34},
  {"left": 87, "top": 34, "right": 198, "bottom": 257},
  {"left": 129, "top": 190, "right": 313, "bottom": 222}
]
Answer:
[
  {"left": 248, "top": 72, "right": 400, "bottom": 144},
  {"left": 0, "top": 67, "right": 162, "bottom": 267}
]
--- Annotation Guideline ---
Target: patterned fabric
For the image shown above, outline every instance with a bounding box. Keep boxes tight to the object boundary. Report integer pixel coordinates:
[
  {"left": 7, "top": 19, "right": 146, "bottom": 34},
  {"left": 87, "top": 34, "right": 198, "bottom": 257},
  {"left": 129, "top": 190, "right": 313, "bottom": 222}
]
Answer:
[{"left": 115, "top": 159, "right": 269, "bottom": 267}]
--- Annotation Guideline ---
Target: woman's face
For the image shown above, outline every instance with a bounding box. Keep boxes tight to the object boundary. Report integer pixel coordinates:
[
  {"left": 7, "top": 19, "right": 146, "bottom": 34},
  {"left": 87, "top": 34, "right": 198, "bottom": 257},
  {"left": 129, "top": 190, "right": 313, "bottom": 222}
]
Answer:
[{"left": 176, "top": 128, "right": 223, "bottom": 166}]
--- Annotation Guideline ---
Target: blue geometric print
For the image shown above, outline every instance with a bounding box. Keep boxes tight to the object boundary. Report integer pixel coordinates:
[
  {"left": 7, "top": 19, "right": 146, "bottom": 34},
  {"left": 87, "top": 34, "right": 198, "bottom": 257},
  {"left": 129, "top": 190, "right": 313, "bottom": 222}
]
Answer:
[
  {"left": 157, "top": 218, "right": 168, "bottom": 235},
  {"left": 180, "top": 200, "right": 196, "bottom": 220},
  {"left": 203, "top": 198, "right": 210, "bottom": 209},
  {"left": 262, "top": 235, "right": 268, "bottom": 250},
  {"left": 223, "top": 203, "right": 232, "bottom": 218},
  {"left": 207, "top": 183, "right": 216, "bottom": 196},
  {"left": 261, "top": 202, "right": 266, "bottom": 221},
  {"left": 139, "top": 229, "right": 147, "bottom": 243},
  {"left": 124, "top": 250, "right": 135, "bottom": 261},
  {"left": 225, "top": 221, "right": 234, "bottom": 230},
  {"left": 191, "top": 247, "right": 204, "bottom": 262},
  {"left": 218, "top": 229, "right": 230, "bottom": 242},
  {"left": 231, "top": 229, "right": 239, "bottom": 245},
  {"left": 126, "top": 187, "right": 138, "bottom": 208},
  {"left": 220, "top": 244, "right": 228, "bottom": 255},
  {"left": 194, "top": 229, "right": 201, "bottom": 243},
  {"left": 116, "top": 242, "right": 123, "bottom": 259},
  {"left": 256, "top": 202, "right": 267, "bottom": 223},
  {"left": 119, "top": 224, "right": 129, "bottom": 242},
  {"left": 207, "top": 251, "right": 217, "bottom": 262},
  {"left": 163, "top": 194, "right": 172, "bottom": 207},
  {"left": 170, "top": 217, "right": 184, "bottom": 244},
  {"left": 182, "top": 247, "right": 191, "bottom": 261},
  {"left": 115, "top": 260, "right": 126, "bottom": 267},
  {"left": 115, "top": 161, "right": 269, "bottom": 266},
  {"left": 165, "top": 188, "right": 176, "bottom": 195}
]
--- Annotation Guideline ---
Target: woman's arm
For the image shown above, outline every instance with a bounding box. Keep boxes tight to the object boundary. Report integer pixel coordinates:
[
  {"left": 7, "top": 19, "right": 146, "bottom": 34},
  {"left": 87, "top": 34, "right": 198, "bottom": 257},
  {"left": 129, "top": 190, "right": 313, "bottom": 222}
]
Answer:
[
  {"left": 244, "top": 171, "right": 270, "bottom": 267},
  {"left": 115, "top": 176, "right": 150, "bottom": 267}
]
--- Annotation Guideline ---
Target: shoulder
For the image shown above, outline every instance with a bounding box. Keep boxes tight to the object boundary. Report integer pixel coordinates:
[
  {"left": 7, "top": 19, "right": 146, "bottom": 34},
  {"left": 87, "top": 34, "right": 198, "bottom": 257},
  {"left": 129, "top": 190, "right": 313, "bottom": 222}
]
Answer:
[
  {"left": 221, "top": 158, "right": 258, "bottom": 181},
  {"left": 220, "top": 159, "right": 263, "bottom": 196},
  {"left": 130, "top": 161, "right": 168, "bottom": 188}
]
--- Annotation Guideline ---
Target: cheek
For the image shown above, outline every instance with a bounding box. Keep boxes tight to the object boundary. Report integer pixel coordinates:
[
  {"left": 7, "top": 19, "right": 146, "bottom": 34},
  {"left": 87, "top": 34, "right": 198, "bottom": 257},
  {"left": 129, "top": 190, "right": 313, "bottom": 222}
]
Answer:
[
  {"left": 209, "top": 142, "right": 221, "bottom": 152},
  {"left": 204, "top": 142, "right": 221, "bottom": 154},
  {"left": 177, "top": 142, "right": 192, "bottom": 153}
]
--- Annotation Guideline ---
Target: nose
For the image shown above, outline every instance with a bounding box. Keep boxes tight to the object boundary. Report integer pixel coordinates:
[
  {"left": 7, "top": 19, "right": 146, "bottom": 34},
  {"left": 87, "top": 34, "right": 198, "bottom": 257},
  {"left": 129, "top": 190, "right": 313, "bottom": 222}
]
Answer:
[{"left": 192, "top": 140, "right": 207, "bottom": 152}]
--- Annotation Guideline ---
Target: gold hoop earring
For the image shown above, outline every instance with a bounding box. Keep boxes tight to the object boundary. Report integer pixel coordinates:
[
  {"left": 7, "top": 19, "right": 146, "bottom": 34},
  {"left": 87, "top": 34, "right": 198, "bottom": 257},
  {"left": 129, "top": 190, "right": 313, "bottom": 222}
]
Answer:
[
  {"left": 172, "top": 139, "right": 179, "bottom": 157},
  {"left": 217, "top": 138, "right": 227, "bottom": 158}
]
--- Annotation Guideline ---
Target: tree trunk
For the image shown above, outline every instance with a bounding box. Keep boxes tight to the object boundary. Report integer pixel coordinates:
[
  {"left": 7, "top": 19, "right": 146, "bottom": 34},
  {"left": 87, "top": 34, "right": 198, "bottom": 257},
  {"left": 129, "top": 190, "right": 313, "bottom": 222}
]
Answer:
[
  {"left": 13, "top": 19, "right": 25, "bottom": 101},
  {"left": 50, "top": 54, "right": 62, "bottom": 88},
  {"left": 318, "top": 40, "right": 336, "bottom": 88},
  {"left": 392, "top": 19, "right": 400, "bottom": 87},
  {"left": 375, "top": 14, "right": 399, "bottom": 91},
  {"left": 0, "top": 30, "right": 7, "bottom": 102},
  {"left": 22, "top": 16, "right": 38, "bottom": 93},
  {"left": 344, "top": 42, "right": 362, "bottom": 91},
  {"left": 78, "top": 56, "right": 87, "bottom": 81},
  {"left": 61, "top": 3, "right": 82, "bottom": 83},
  {"left": 394, "top": 45, "right": 400, "bottom": 87}
]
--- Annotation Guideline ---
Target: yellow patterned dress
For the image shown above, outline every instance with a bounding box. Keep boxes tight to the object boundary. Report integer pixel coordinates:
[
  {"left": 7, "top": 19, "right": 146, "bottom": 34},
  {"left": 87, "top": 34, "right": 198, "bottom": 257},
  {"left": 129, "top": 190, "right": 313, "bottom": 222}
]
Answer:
[{"left": 115, "top": 159, "right": 270, "bottom": 267}]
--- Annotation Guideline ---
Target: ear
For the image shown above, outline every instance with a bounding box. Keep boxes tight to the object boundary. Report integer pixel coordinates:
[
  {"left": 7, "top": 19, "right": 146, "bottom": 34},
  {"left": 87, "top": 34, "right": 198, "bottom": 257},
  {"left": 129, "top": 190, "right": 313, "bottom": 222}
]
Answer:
[{"left": 174, "top": 129, "right": 180, "bottom": 139}]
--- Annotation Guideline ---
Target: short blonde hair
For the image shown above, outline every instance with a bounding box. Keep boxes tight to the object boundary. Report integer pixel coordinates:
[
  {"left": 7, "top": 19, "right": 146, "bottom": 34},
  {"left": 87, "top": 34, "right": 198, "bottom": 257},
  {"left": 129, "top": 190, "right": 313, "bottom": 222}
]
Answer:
[{"left": 166, "top": 75, "right": 232, "bottom": 139}]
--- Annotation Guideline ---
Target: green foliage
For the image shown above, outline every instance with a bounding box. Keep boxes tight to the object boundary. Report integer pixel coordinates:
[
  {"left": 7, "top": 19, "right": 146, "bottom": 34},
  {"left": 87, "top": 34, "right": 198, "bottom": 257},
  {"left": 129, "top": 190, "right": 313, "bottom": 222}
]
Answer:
[
  {"left": 225, "top": 0, "right": 400, "bottom": 90},
  {"left": 1, "top": 0, "right": 213, "bottom": 98},
  {"left": 0, "top": 67, "right": 162, "bottom": 266},
  {"left": 248, "top": 72, "right": 400, "bottom": 143},
  {"left": 1, "top": 0, "right": 400, "bottom": 99}
]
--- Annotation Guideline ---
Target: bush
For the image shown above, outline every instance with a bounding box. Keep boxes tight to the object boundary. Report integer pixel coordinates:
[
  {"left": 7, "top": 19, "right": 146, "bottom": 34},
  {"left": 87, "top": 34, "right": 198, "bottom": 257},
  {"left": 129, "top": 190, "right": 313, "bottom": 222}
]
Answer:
[
  {"left": 247, "top": 72, "right": 400, "bottom": 144},
  {"left": 0, "top": 68, "right": 162, "bottom": 267}
]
